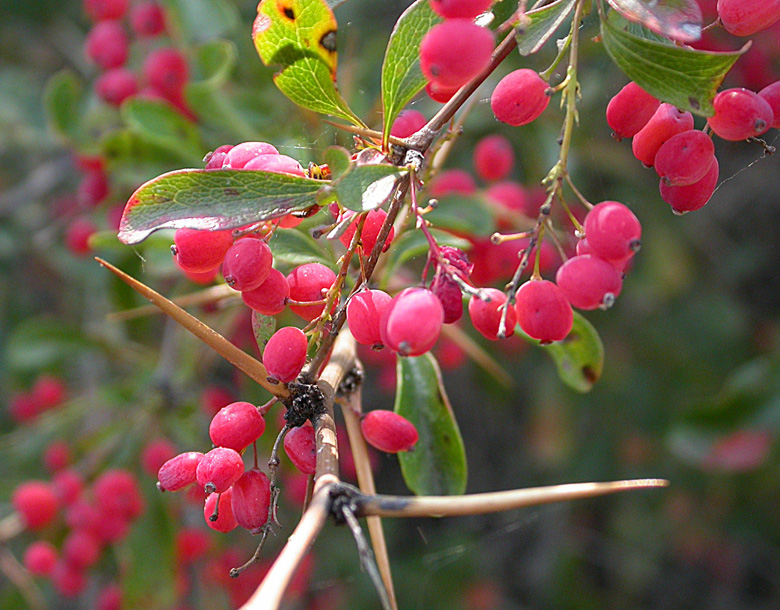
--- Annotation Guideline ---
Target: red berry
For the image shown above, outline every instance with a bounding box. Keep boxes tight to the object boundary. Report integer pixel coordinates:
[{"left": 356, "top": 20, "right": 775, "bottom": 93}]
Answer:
[
  {"left": 286, "top": 263, "right": 336, "bottom": 321},
  {"left": 430, "top": 0, "right": 492, "bottom": 19},
  {"left": 176, "top": 527, "right": 211, "bottom": 563},
  {"left": 468, "top": 288, "right": 516, "bottom": 340},
  {"left": 222, "top": 238, "right": 273, "bottom": 291},
  {"left": 65, "top": 218, "right": 97, "bottom": 256},
  {"left": 93, "top": 469, "right": 144, "bottom": 520},
  {"left": 659, "top": 156, "right": 719, "bottom": 214},
  {"left": 231, "top": 468, "right": 271, "bottom": 533},
  {"left": 205, "top": 144, "right": 234, "bottom": 170},
  {"left": 244, "top": 153, "right": 306, "bottom": 176},
  {"left": 654, "top": 130, "right": 715, "bottom": 186},
  {"left": 201, "top": 385, "right": 235, "bottom": 416},
  {"left": 196, "top": 447, "right": 245, "bottom": 494},
  {"left": 172, "top": 228, "right": 233, "bottom": 273},
  {"left": 338, "top": 209, "right": 395, "bottom": 253},
  {"left": 143, "top": 48, "right": 189, "bottom": 98},
  {"left": 85, "top": 21, "right": 129, "bottom": 69},
  {"left": 33, "top": 375, "right": 66, "bottom": 409},
  {"left": 347, "top": 289, "right": 392, "bottom": 347},
  {"left": 51, "top": 561, "right": 86, "bottom": 597},
  {"left": 53, "top": 469, "right": 85, "bottom": 505},
  {"left": 491, "top": 69, "right": 549, "bottom": 127},
  {"left": 95, "top": 68, "right": 138, "bottom": 106},
  {"left": 632, "top": 103, "right": 694, "bottom": 167},
  {"left": 429, "top": 169, "right": 476, "bottom": 197},
  {"left": 209, "top": 401, "right": 266, "bottom": 452},
  {"left": 263, "top": 326, "right": 308, "bottom": 383},
  {"left": 84, "top": 0, "right": 128, "bottom": 21},
  {"left": 158, "top": 451, "right": 204, "bottom": 491},
  {"left": 130, "top": 1, "right": 166, "bottom": 37},
  {"left": 606, "top": 82, "right": 660, "bottom": 139},
  {"left": 24, "top": 541, "right": 58, "bottom": 576},
  {"left": 380, "top": 288, "right": 444, "bottom": 356},
  {"left": 204, "top": 488, "right": 238, "bottom": 533},
  {"left": 222, "top": 141, "right": 279, "bottom": 169},
  {"left": 758, "top": 81, "right": 780, "bottom": 128},
  {"left": 97, "top": 583, "right": 123, "bottom": 610},
  {"left": 242, "top": 268, "right": 290, "bottom": 315},
  {"left": 514, "top": 280, "right": 573, "bottom": 343},
  {"left": 390, "top": 109, "right": 427, "bottom": 138},
  {"left": 717, "top": 0, "right": 780, "bottom": 36},
  {"left": 426, "top": 80, "right": 459, "bottom": 103},
  {"left": 485, "top": 181, "right": 530, "bottom": 216},
  {"left": 555, "top": 255, "right": 623, "bottom": 310},
  {"left": 141, "top": 438, "right": 177, "bottom": 476},
  {"left": 420, "top": 20, "right": 494, "bottom": 89},
  {"left": 44, "top": 440, "right": 72, "bottom": 473},
  {"left": 12, "top": 482, "right": 59, "bottom": 530},
  {"left": 284, "top": 424, "right": 317, "bottom": 475},
  {"left": 430, "top": 273, "right": 464, "bottom": 324},
  {"left": 473, "top": 135, "right": 514, "bottom": 182},
  {"left": 583, "top": 201, "right": 642, "bottom": 262},
  {"left": 8, "top": 392, "right": 38, "bottom": 422},
  {"left": 62, "top": 529, "right": 102, "bottom": 569},
  {"left": 360, "top": 410, "right": 418, "bottom": 453},
  {"left": 78, "top": 169, "right": 109, "bottom": 207},
  {"left": 707, "top": 88, "right": 773, "bottom": 141}
]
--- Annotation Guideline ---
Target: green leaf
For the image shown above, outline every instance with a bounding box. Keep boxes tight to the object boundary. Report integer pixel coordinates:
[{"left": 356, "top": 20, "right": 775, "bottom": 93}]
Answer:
[
  {"left": 268, "top": 227, "right": 334, "bottom": 267},
  {"left": 517, "top": 311, "right": 604, "bottom": 392},
  {"left": 381, "top": 0, "right": 443, "bottom": 143},
  {"left": 251, "top": 311, "right": 277, "bottom": 355},
  {"left": 600, "top": 9, "right": 746, "bottom": 116},
  {"left": 44, "top": 70, "right": 86, "bottom": 145},
  {"left": 118, "top": 169, "right": 324, "bottom": 244},
  {"left": 383, "top": 229, "right": 471, "bottom": 280},
  {"left": 6, "top": 317, "right": 95, "bottom": 373},
  {"left": 191, "top": 39, "right": 237, "bottom": 83},
  {"left": 100, "top": 129, "right": 185, "bottom": 182},
  {"left": 605, "top": 0, "right": 702, "bottom": 42},
  {"left": 121, "top": 98, "right": 203, "bottom": 164},
  {"left": 160, "top": 0, "right": 238, "bottom": 42},
  {"left": 395, "top": 353, "right": 467, "bottom": 496},
  {"left": 425, "top": 194, "right": 496, "bottom": 237},
  {"left": 253, "top": 0, "right": 363, "bottom": 126},
  {"left": 322, "top": 164, "right": 406, "bottom": 212},
  {"left": 323, "top": 145, "right": 351, "bottom": 179},
  {"left": 515, "top": 0, "right": 578, "bottom": 56}
]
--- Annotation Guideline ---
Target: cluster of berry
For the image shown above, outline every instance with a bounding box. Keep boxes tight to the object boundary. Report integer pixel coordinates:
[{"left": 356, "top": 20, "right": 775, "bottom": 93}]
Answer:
[
  {"left": 715, "top": 0, "right": 780, "bottom": 37},
  {"left": 8, "top": 374, "right": 66, "bottom": 423}
]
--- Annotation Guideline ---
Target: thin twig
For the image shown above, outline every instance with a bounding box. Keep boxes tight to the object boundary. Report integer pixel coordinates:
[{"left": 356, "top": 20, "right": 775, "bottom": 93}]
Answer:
[
  {"left": 106, "top": 284, "right": 236, "bottom": 322},
  {"left": 342, "top": 505, "right": 393, "bottom": 610},
  {"left": 0, "top": 514, "right": 24, "bottom": 544}
]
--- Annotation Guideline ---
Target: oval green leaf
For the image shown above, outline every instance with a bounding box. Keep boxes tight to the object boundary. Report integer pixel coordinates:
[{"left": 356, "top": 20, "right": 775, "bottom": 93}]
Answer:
[
  {"left": 44, "top": 70, "right": 87, "bottom": 145},
  {"left": 605, "top": 0, "right": 701, "bottom": 42},
  {"left": 251, "top": 311, "right": 277, "bottom": 356},
  {"left": 121, "top": 98, "right": 203, "bottom": 165},
  {"left": 268, "top": 227, "right": 334, "bottom": 268},
  {"left": 425, "top": 194, "right": 496, "bottom": 237},
  {"left": 515, "top": 0, "right": 577, "bottom": 56},
  {"left": 395, "top": 353, "right": 467, "bottom": 496},
  {"left": 323, "top": 164, "right": 406, "bottom": 212}
]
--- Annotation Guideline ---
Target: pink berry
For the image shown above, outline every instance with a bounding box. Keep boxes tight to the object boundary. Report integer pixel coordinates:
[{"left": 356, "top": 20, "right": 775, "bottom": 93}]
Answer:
[
  {"left": 654, "top": 130, "right": 715, "bottom": 186},
  {"left": 209, "top": 401, "right": 266, "bottom": 452},
  {"left": 141, "top": 438, "right": 177, "bottom": 477},
  {"left": 485, "top": 181, "right": 530, "bottom": 216},
  {"left": 632, "top": 103, "right": 694, "bottom": 167},
  {"left": 717, "top": 0, "right": 780, "bottom": 36},
  {"left": 84, "top": 0, "right": 128, "bottom": 21},
  {"left": 380, "top": 288, "right": 444, "bottom": 357},
  {"left": 51, "top": 561, "right": 86, "bottom": 597},
  {"left": 93, "top": 469, "right": 144, "bottom": 520},
  {"left": 390, "top": 109, "right": 427, "bottom": 138},
  {"left": 24, "top": 541, "right": 58, "bottom": 576},
  {"left": 204, "top": 488, "right": 238, "bottom": 533},
  {"left": 430, "top": 273, "right": 464, "bottom": 324},
  {"left": 241, "top": 268, "right": 290, "bottom": 315},
  {"left": 659, "top": 156, "right": 719, "bottom": 214},
  {"left": 201, "top": 385, "right": 235, "bottom": 416},
  {"left": 84, "top": 21, "right": 129, "bottom": 69},
  {"left": 491, "top": 69, "right": 549, "bottom": 127},
  {"left": 77, "top": 169, "right": 109, "bottom": 207},
  {"left": 62, "top": 529, "right": 102, "bottom": 569},
  {"left": 284, "top": 424, "right": 317, "bottom": 475},
  {"left": 347, "top": 289, "right": 392, "bottom": 347},
  {"left": 205, "top": 144, "right": 234, "bottom": 170},
  {"left": 583, "top": 201, "right": 642, "bottom": 262},
  {"left": 53, "top": 469, "right": 85, "bottom": 505},
  {"left": 130, "top": 1, "right": 166, "bottom": 37},
  {"left": 157, "top": 451, "right": 204, "bottom": 491},
  {"left": 143, "top": 48, "right": 189, "bottom": 98},
  {"left": 429, "top": 169, "right": 476, "bottom": 197},
  {"left": 468, "top": 288, "right": 516, "bottom": 340},
  {"left": 606, "top": 82, "right": 660, "bottom": 139},
  {"left": 360, "top": 410, "right": 418, "bottom": 453},
  {"left": 420, "top": 20, "right": 494, "bottom": 89},
  {"left": 426, "top": 80, "right": 459, "bottom": 103},
  {"left": 514, "top": 280, "right": 573, "bottom": 343},
  {"left": 172, "top": 228, "right": 234, "bottom": 273},
  {"left": 176, "top": 527, "right": 211, "bottom": 563},
  {"left": 222, "top": 238, "right": 273, "bottom": 291},
  {"left": 222, "top": 141, "right": 279, "bottom": 169},
  {"left": 286, "top": 263, "right": 336, "bottom": 321},
  {"left": 263, "top": 326, "right": 308, "bottom": 383},
  {"left": 65, "top": 218, "right": 97, "bottom": 256},
  {"left": 555, "top": 255, "right": 623, "bottom": 310},
  {"left": 758, "top": 81, "right": 780, "bottom": 128},
  {"left": 44, "top": 440, "right": 72, "bottom": 473},
  {"left": 231, "top": 468, "right": 271, "bottom": 533},
  {"left": 196, "top": 447, "right": 244, "bottom": 494},
  {"left": 707, "top": 88, "right": 773, "bottom": 141},
  {"left": 9, "top": 392, "right": 39, "bottom": 422},
  {"left": 244, "top": 153, "right": 306, "bottom": 176},
  {"left": 473, "top": 135, "right": 514, "bottom": 182},
  {"left": 338, "top": 209, "right": 395, "bottom": 254},
  {"left": 95, "top": 68, "right": 138, "bottom": 106},
  {"left": 12, "top": 482, "right": 59, "bottom": 530},
  {"left": 430, "top": 0, "right": 492, "bottom": 19},
  {"left": 97, "top": 583, "right": 123, "bottom": 610},
  {"left": 33, "top": 375, "right": 66, "bottom": 409}
]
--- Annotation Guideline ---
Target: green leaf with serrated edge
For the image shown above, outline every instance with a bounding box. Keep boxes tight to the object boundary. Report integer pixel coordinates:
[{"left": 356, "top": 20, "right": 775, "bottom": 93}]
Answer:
[
  {"left": 121, "top": 99, "right": 203, "bottom": 164},
  {"left": 425, "top": 194, "right": 496, "bottom": 237},
  {"left": 605, "top": 0, "right": 701, "bottom": 42},
  {"left": 395, "top": 353, "right": 467, "bottom": 496},
  {"left": 251, "top": 311, "right": 276, "bottom": 356},
  {"left": 381, "top": 0, "right": 443, "bottom": 144},
  {"left": 324, "top": 145, "right": 351, "bottom": 179},
  {"left": 253, "top": 0, "right": 363, "bottom": 126},
  {"left": 516, "top": 311, "right": 604, "bottom": 393},
  {"left": 325, "top": 164, "right": 406, "bottom": 212},
  {"left": 268, "top": 227, "right": 334, "bottom": 268},
  {"left": 600, "top": 8, "right": 746, "bottom": 116},
  {"left": 383, "top": 229, "right": 471, "bottom": 281},
  {"left": 161, "top": 0, "right": 238, "bottom": 42},
  {"left": 515, "top": 0, "right": 577, "bottom": 56},
  {"left": 118, "top": 169, "right": 324, "bottom": 245},
  {"left": 44, "top": 70, "right": 86, "bottom": 145}
]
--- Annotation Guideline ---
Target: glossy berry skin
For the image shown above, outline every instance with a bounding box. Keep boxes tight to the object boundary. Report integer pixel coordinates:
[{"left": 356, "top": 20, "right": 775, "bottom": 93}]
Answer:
[
  {"left": 380, "top": 288, "right": 444, "bottom": 357},
  {"left": 430, "top": 0, "right": 492, "bottom": 19},
  {"left": 707, "top": 88, "right": 773, "bottom": 141},
  {"left": 426, "top": 80, "right": 459, "bottom": 103},
  {"left": 717, "top": 0, "right": 780, "bottom": 36},
  {"left": 231, "top": 468, "right": 271, "bottom": 533},
  {"left": 244, "top": 153, "right": 306, "bottom": 176},
  {"left": 283, "top": 424, "right": 317, "bottom": 475},
  {"left": 95, "top": 68, "right": 138, "bottom": 106},
  {"left": 515, "top": 280, "right": 573, "bottom": 343},
  {"left": 555, "top": 255, "right": 623, "bottom": 310},
  {"left": 583, "top": 201, "right": 642, "bottom": 262},
  {"left": 158, "top": 451, "right": 204, "bottom": 491},
  {"left": 172, "top": 228, "right": 234, "bottom": 273},
  {"left": 473, "top": 135, "right": 514, "bottom": 182},
  {"left": 390, "top": 109, "right": 427, "bottom": 138},
  {"left": 205, "top": 144, "right": 233, "bottom": 170},
  {"left": 654, "top": 130, "right": 715, "bottom": 186},
  {"left": 347, "top": 289, "right": 392, "bottom": 347},
  {"left": 263, "top": 326, "right": 308, "bottom": 383},
  {"left": 143, "top": 48, "right": 189, "bottom": 97},
  {"left": 468, "top": 288, "right": 516, "bottom": 340},
  {"left": 209, "top": 401, "right": 266, "bottom": 452},
  {"left": 204, "top": 488, "right": 238, "bottom": 533},
  {"left": 286, "top": 263, "right": 336, "bottom": 321},
  {"left": 222, "top": 238, "right": 273, "bottom": 291},
  {"left": 241, "top": 268, "right": 290, "bottom": 315},
  {"left": 24, "top": 541, "right": 58, "bottom": 576},
  {"left": 606, "top": 82, "right": 660, "bottom": 139},
  {"left": 758, "top": 81, "right": 780, "bottom": 128},
  {"left": 129, "top": 1, "right": 166, "bottom": 37},
  {"left": 491, "top": 69, "right": 549, "bottom": 127},
  {"left": 632, "top": 103, "right": 694, "bottom": 167},
  {"left": 196, "top": 447, "right": 244, "bottom": 494},
  {"left": 338, "top": 209, "right": 395, "bottom": 254},
  {"left": 420, "top": 20, "right": 494, "bottom": 89},
  {"left": 12, "top": 481, "right": 59, "bottom": 530},
  {"left": 84, "top": 21, "right": 129, "bottom": 69},
  {"left": 361, "top": 410, "right": 418, "bottom": 453},
  {"left": 84, "top": 0, "right": 128, "bottom": 21},
  {"left": 222, "top": 141, "right": 279, "bottom": 168},
  {"left": 660, "top": 156, "right": 719, "bottom": 214}
]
